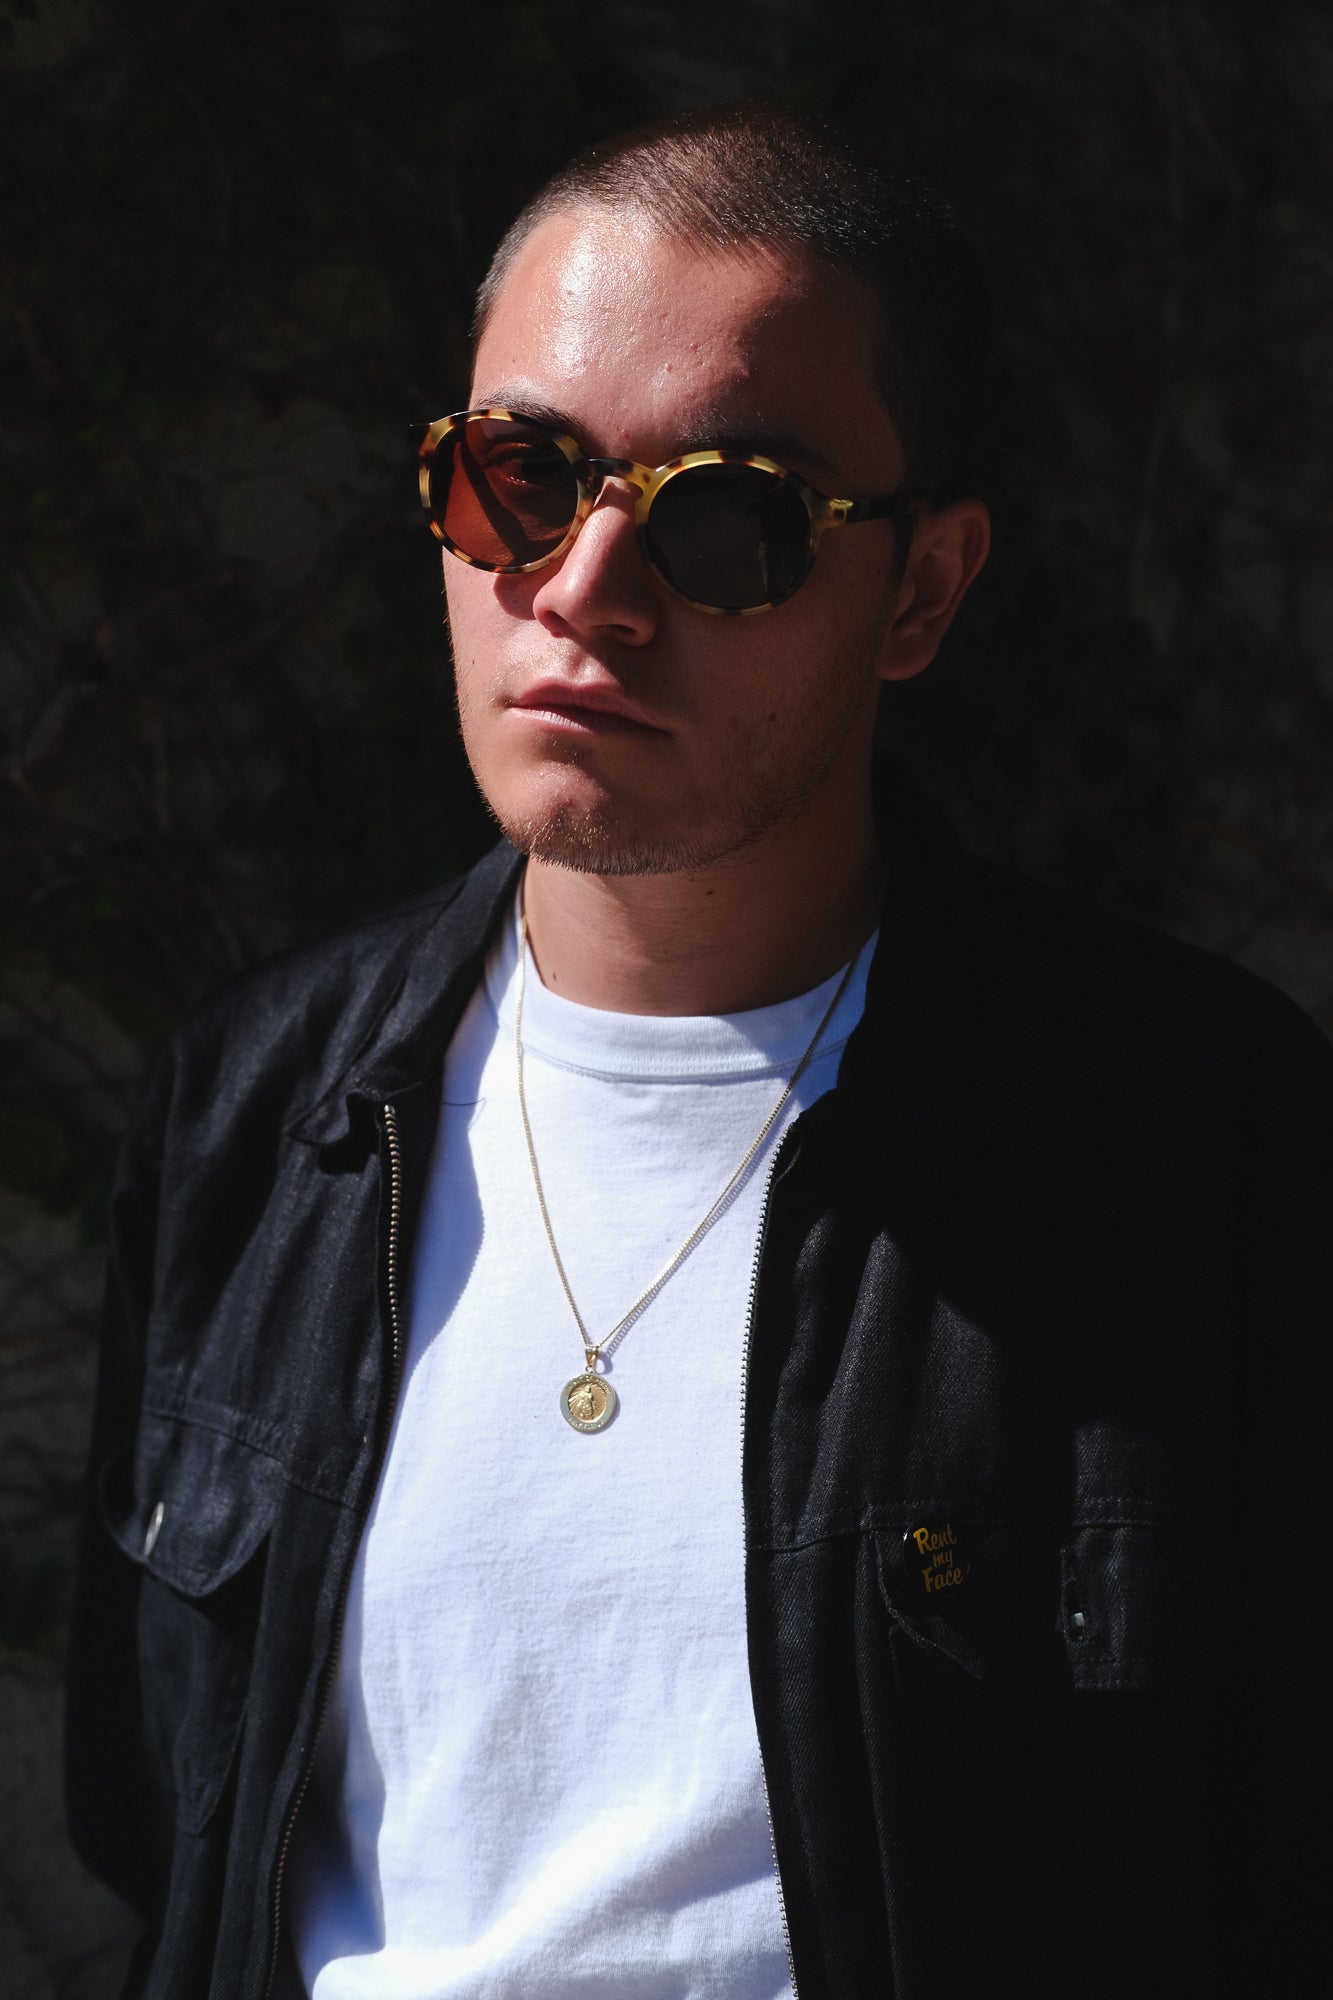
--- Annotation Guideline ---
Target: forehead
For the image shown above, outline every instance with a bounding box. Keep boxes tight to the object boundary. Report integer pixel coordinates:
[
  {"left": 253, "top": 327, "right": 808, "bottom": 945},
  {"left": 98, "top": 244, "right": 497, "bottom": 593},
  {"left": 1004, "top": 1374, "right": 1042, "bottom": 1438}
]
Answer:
[{"left": 471, "top": 205, "right": 902, "bottom": 484}]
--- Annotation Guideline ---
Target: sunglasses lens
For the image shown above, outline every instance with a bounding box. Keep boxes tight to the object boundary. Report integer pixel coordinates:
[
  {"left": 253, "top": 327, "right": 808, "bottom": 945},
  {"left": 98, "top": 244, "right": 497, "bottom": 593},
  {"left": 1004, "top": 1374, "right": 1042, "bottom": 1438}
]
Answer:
[
  {"left": 429, "top": 415, "right": 578, "bottom": 568},
  {"left": 647, "top": 464, "right": 812, "bottom": 610}
]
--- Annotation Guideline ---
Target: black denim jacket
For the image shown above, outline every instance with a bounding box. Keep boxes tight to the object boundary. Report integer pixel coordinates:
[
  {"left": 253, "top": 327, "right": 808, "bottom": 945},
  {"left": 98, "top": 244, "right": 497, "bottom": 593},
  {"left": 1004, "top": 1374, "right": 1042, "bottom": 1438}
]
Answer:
[{"left": 67, "top": 792, "right": 1333, "bottom": 1998}]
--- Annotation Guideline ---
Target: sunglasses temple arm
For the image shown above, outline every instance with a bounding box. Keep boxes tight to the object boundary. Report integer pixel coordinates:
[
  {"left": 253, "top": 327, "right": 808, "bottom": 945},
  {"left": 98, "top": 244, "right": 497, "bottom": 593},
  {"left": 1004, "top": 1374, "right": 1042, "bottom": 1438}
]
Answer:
[{"left": 842, "top": 493, "right": 920, "bottom": 524}]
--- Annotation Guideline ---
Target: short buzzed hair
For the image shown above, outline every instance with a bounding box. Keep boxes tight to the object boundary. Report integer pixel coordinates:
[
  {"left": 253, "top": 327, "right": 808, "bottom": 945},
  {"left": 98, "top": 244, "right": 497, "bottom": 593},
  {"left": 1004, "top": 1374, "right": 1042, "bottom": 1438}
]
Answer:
[{"left": 474, "top": 101, "right": 989, "bottom": 500}]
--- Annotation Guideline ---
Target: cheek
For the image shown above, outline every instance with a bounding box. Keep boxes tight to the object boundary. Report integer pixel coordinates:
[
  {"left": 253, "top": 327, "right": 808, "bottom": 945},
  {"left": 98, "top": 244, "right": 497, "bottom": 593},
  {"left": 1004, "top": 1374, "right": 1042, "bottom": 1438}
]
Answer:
[
  {"left": 442, "top": 568, "right": 497, "bottom": 691},
  {"left": 444, "top": 559, "right": 545, "bottom": 656},
  {"left": 684, "top": 640, "right": 807, "bottom": 759},
  {"left": 441, "top": 585, "right": 495, "bottom": 764},
  {"left": 441, "top": 557, "right": 475, "bottom": 641},
  {"left": 715, "top": 594, "right": 887, "bottom": 744}
]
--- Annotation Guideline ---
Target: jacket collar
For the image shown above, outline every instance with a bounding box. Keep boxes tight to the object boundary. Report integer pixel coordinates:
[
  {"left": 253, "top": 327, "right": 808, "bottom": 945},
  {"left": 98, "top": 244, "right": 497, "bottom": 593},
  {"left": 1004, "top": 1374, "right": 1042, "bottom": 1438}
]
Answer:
[{"left": 289, "top": 839, "right": 524, "bottom": 1147}]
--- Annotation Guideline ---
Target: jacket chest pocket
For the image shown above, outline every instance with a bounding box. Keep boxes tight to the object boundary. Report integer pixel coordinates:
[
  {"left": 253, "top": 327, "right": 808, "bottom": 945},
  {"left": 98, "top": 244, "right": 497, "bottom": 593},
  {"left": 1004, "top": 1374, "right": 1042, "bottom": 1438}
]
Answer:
[
  {"left": 873, "top": 1514, "right": 1192, "bottom": 1691},
  {"left": 99, "top": 1411, "right": 283, "bottom": 1832}
]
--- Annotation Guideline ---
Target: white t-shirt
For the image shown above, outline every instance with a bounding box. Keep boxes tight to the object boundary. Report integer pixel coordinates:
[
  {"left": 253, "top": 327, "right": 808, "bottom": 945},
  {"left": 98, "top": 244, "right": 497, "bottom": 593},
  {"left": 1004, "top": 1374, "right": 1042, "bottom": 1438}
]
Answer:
[{"left": 289, "top": 902, "right": 873, "bottom": 1998}]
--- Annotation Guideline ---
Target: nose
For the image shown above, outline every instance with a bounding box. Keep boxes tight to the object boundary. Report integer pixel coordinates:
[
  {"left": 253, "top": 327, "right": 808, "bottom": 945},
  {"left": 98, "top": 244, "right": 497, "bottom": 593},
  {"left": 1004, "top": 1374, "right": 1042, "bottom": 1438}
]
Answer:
[{"left": 530, "top": 477, "right": 659, "bottom": 647}]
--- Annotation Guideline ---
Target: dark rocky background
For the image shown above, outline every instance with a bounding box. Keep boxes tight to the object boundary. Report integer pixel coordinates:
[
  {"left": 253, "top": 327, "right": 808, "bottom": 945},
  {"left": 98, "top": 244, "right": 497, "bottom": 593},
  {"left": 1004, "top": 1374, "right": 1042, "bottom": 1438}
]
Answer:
[{"left": 2, "top": 0, "right": 1330, "bottom": 1990}]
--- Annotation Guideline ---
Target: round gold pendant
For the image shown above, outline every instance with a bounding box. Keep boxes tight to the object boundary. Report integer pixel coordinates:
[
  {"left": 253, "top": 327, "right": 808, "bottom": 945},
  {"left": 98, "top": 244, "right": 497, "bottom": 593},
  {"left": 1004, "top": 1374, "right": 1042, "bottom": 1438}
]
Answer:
[{"left": 560, "top": 1370, "right": 618, "bottom": 1433}]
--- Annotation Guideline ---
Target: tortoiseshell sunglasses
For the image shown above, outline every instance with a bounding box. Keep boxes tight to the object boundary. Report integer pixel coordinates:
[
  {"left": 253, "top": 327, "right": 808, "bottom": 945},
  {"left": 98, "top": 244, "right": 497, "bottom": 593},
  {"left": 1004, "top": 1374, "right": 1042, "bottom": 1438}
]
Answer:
[{"left": 418, "top": 407, "right": 918, "bottom": 615}]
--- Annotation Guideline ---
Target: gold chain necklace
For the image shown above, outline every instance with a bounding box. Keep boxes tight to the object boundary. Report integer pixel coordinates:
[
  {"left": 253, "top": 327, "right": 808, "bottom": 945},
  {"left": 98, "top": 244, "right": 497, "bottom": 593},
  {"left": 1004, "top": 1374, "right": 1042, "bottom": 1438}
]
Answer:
[{"left": 515, "top": 907, "right": 861, "bottom": 1433}]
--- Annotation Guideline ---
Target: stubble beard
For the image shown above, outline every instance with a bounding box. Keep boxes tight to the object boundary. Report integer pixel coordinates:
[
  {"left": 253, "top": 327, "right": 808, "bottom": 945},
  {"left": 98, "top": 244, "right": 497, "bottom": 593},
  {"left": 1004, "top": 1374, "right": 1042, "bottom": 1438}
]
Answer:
[{"left": 506, "top": 793, "right": 773, "bottom": 878}]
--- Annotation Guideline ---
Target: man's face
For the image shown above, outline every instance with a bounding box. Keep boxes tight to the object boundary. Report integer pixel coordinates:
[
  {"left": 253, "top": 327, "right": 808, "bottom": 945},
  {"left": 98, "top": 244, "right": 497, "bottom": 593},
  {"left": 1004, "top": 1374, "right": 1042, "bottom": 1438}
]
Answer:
[{"left": 445, "top": 205, "right": 912, "bottom": 876}]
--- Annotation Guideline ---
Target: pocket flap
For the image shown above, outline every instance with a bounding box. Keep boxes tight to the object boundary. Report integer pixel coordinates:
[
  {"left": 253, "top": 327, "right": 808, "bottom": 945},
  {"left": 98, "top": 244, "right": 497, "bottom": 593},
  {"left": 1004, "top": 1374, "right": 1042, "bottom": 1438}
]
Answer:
[{"left": 99, "top": 1411, "right": 283, "bottom": 1596}]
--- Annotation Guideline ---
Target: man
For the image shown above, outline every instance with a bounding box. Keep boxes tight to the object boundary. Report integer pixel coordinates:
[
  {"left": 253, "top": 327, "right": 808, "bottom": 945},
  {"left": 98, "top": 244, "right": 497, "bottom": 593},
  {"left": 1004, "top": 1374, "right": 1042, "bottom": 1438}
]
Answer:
[{"left": 68, "top": 104, "right": 1330, "bottom": 1998}]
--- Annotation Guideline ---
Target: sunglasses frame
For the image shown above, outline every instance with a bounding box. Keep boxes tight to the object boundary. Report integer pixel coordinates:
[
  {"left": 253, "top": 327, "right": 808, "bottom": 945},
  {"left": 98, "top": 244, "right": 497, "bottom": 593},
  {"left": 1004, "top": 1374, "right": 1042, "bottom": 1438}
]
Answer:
[{"left": 418, "top": 406, "right": 919, "bottom": 616}]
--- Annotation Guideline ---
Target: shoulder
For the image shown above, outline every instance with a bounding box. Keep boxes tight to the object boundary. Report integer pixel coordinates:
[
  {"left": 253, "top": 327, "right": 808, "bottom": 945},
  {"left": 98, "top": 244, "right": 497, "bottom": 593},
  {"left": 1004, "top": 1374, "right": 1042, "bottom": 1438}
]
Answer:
[
  {"left": 176, "top": 876, "right": 465, "bottom": 1054},
  {"left": 141, "top": 841, "right": 522, "bottom": 1144},
  {"left": 898, "top": 829, "right": 1329, "bottom": 1077},
  {"left": 854, "top": 823, "right": 1333, "bottom": 1192},
  {"left": 872, "top": 759, "right": 1331, "bottom": 1097},
  {"left": 960, "top": 853, "right": 1330, "bottom": 1091}
]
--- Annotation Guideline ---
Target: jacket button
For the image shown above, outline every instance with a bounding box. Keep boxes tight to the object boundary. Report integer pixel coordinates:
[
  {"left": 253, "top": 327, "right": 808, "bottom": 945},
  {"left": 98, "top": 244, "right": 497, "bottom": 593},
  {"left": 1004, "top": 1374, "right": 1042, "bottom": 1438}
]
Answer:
[{"left": 143, "top": 1500, "right": 165, "bottom": 1558}]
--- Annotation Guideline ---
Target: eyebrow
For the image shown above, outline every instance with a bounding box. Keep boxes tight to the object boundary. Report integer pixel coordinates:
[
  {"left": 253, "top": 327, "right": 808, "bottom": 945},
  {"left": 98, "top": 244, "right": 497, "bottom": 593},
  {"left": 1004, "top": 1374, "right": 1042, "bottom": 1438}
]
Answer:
[
  {"left": 472, "top": 389, "right": 578, "bottom": 434},
  {"left": 471, "top": 386, "right": 841, "bottom": 488}
]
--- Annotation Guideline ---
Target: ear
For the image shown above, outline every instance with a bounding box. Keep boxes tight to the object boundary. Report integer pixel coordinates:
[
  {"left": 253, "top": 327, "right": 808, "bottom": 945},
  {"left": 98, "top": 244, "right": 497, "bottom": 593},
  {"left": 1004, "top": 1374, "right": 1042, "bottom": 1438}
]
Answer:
[{"left": 876, "top": 499, "right": 991, "bottom": 683}]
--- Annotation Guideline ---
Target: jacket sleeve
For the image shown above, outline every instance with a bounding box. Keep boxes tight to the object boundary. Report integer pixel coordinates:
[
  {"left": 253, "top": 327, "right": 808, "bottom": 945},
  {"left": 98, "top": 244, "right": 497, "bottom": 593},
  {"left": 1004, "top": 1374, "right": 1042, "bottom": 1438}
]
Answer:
[{"left": 64, "top": 1040, "right": 177, "bottom": 1928}]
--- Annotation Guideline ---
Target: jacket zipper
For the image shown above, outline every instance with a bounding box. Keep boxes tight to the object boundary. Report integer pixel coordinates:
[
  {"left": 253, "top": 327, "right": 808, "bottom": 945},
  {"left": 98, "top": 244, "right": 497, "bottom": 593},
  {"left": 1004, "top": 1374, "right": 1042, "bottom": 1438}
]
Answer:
[
  {"left": 740, "top": 1127, "right": 800, "bottom": 2000},
  {"left": 262, "top": 1100, "right": 408, "bottom": 2000}
]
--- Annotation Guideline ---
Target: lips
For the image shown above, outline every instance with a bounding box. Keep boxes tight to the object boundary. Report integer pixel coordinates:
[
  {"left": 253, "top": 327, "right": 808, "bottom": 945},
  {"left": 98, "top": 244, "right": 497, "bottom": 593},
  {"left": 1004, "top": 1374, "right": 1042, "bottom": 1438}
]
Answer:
[{"left": 506, "top": 680, "right": 667, "bottom": 735}]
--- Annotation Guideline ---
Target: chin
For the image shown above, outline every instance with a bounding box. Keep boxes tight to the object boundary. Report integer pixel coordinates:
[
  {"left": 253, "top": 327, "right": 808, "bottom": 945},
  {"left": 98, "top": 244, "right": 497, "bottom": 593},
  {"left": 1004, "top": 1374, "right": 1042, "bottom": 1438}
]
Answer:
[
  {"left": 498, "top": 799, "right": 732, "bottom": 877},
  {"left": 490, "top": 773, "right": 829, "bottom": 879}
]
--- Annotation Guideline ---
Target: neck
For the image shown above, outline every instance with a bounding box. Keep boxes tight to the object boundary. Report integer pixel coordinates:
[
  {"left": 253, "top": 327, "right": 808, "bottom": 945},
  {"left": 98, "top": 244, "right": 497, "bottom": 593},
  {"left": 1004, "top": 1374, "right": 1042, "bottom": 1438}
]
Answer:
[{"left": 520, "top": 801, "right": 881, "bottom": 1016}]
